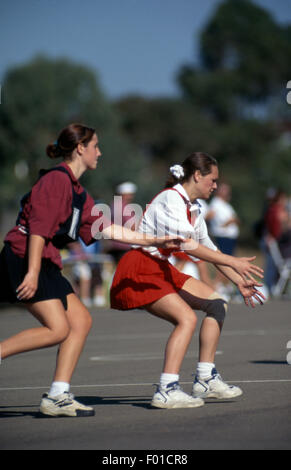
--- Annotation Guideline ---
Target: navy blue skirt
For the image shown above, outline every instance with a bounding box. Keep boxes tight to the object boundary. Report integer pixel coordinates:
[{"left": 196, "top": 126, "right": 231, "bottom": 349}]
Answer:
[{"left": 0, "top": 243, "right": 74, "bottom": 310}]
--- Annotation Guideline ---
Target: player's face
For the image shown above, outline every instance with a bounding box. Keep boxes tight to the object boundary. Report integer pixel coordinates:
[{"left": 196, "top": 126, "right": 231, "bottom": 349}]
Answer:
[
  {"left": 197, "top": 165, "right": 219, "bottom": 199},
  {"left": 82, "top": 133, "right": 102, "bottom": 170}
]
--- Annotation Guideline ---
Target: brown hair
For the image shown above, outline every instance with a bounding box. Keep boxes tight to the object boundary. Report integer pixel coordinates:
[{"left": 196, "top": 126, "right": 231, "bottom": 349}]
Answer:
[
  {"left": 165, "top": 152, "right": 218, "bottom": 188},
  {"left": 46, "top": 123, "right": 96, "bottom": 160}
]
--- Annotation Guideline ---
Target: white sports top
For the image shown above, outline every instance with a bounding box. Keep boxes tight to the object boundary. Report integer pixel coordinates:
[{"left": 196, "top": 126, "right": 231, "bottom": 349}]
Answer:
[{"left": 134, "top": 184, "right": 217, "bottom": 261}]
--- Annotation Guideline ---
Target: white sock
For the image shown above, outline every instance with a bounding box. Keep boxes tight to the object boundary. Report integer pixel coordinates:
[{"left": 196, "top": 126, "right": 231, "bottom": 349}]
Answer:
[
  {"left": 196, "top": 362, "right": 215, "bottom": 379},
  {"left": 160, "top": 373, "right": 179, "bottom": 389},
  {"left": 49, "top": 381, "right": 70, "bottom": 397}
]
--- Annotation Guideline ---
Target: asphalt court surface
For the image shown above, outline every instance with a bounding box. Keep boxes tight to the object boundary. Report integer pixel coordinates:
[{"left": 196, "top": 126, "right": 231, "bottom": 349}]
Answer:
[{"left": 0, "top": 298, "right": 291, "bottom": 450}]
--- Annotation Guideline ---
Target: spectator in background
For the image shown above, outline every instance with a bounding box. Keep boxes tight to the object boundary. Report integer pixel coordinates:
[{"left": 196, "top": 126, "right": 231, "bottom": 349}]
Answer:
[
  {"left": 80, "top": 238, "right": 107, "bottom": 307},
  {"left": 69, "top": 238, "right": 107, "bottom": 308},
  {"left": 264, "top": 190, "right": 290, "bottom": 293},
  {"left": 68, "top": 241, "right": 93, "bottom": 308},
  {"left": 106, "top": 182, "right": 137, "bottom": 264},
  {"left": 279, "top": 195, "right": 291, "bottom": 259},
  {"left": 208, "top": 183, "right": 240, "bottom": 299}
]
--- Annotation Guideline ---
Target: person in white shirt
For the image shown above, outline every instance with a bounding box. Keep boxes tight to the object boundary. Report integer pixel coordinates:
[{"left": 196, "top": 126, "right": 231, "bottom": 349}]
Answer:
[
  {"left": 208, "top": 183, "right": 240, "bottom": 298},
  {"left": 209, "top": 183, "right": 240, "bottom": 254},
  {"left": 110, "top": 152, "right": 264, "bottom": 409}
]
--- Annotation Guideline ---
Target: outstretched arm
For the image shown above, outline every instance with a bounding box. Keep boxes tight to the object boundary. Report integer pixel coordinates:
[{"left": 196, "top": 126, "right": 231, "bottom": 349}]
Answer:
[
  {"left": 182, "top": 240, "right": 263, "bottom": 282},
  {"left": 102, "top": 224, "right": 184, "bottom": 249}
]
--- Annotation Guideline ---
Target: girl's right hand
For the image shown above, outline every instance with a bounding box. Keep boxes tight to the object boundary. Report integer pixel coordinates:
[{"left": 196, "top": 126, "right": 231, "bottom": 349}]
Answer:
[
  {"left": 232, "top": 256, "right": 264, "bottom": 283},
  {"left": 154, "top": 236, "right": 186, "bottom": 249}
]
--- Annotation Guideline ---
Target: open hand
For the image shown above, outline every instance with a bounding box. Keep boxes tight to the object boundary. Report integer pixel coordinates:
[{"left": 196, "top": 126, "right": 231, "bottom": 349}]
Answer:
[
  {"left": 233, "top": 256, "right": 264, "bottom": 283},
  {"left": 237, "top": 279, "right": 265, "bottom": 307}
]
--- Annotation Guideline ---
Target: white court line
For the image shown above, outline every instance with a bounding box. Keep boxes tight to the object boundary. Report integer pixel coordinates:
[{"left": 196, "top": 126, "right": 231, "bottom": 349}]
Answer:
[
  {"left": 0, "top": 379, "right": 291, "bottom": 392},
  {"left": 90, "top": 351, "right": 223, "bottom": 362}
]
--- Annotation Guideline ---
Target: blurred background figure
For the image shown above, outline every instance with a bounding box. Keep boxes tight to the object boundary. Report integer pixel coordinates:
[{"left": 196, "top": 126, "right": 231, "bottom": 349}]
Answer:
[
  {"left": 208, "top": 183, "right": 240, "bottom": 300},
  {"left": 281, "top": 195, "right": 291, "bottom": 259},
  {"left": 106, "top": 182, "right": 137, "bottom": 265},
  {"left": 263, "top": 190, "right": 291, "bottom": 295},
  {"left": 66, "top": 241, "right": 91, "bottom": 307},
  {"left": 68, "top": 238, "right": 107, "bottom": 308},
  {"left": 68, "top": 241, "right": 94, "bottom": 308}
]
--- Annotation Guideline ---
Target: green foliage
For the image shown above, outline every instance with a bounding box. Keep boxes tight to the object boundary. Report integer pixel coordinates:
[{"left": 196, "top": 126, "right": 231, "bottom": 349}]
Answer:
[
  {"left": 178, "top": 0, "right": 291, "bottom": 119},
  {"left": 0, "top": 55, "right": 148, "bottom": 210}
]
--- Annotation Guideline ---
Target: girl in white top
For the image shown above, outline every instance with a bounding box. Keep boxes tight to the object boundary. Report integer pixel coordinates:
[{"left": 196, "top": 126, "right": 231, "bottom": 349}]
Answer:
[{"left": 111, "top": 152, "right": 264, "bottom": 409}]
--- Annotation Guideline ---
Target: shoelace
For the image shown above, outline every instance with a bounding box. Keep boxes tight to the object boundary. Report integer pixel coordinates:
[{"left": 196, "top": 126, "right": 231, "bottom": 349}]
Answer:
[
  {"left": 211, "top": 372, "right": 223, "bottom": 382},
  {"left": 51, "top": 392, "right": 75, "bottom": 405},
  {"left": 153, "top": 381, "right": 182, "bottom": 395},
  {"left": 193, "top": 371, "right": 223, "bottom": 383},
  {"left": 64, "top": 392, "right": 75, "bottom": 400}
]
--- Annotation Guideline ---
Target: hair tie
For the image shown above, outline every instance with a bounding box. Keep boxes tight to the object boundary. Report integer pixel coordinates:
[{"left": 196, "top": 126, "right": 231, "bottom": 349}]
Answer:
[{"left": 170, "top": 164, "right": 184, "bottom": 180}]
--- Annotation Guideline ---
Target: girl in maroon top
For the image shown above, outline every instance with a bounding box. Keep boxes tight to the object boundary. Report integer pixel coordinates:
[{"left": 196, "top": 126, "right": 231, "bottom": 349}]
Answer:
[{"left": 0, "top": 123, "right": 182, "bottom": 417}]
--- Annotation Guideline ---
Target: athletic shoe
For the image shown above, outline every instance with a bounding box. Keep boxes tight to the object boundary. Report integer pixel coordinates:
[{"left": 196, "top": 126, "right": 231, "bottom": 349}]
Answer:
[
  {"left": 192, "top": 368, "right": 243, "bottom": 399},
  {"left": 39, "top": 392, "right": 95, "bottom": 417},
  {"left": 93, "top": 295, "right": 106, "bottom": 307},
  {"left": 81, "top": 297, "right": 93, "bottom": 308},
  {"left": 151, "top": 381, "right": 204, "bottom": 409}
]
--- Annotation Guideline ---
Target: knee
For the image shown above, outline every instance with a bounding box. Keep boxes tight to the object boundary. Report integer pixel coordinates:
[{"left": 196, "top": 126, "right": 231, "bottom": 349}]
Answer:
[
  {"left": 180, "top": 310, "right": 198, "bottom": 333},
  {"left": 84, "top": 312, "right": 93, "bottom": 335},
  {"left": 204, "top": 292, "right": 228, "bottom": 324},
  {"left": 53, "top": 322, "right": 70, "bottom": 344},
  {"left": 75, "top": 310, "right": 93, "bottom": 337}
]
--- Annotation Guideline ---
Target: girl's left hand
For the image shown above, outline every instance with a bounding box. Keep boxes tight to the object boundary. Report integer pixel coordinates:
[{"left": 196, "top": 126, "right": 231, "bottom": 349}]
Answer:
[
  {"left": 237, "top": 279, "right": 265, "bottom": 307},
  {"left": 16, "top": 270, "right": 39, "bottom": 300},
  {"left": 232, "top": 256, "right": 264, "bottom": 283}
]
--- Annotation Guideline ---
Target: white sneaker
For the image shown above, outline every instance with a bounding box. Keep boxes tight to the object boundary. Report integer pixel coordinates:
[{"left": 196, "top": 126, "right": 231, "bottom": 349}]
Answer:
[
  {"left": 39, "top": 392, "right": 95, "bottom": 417},
  {"left": 93, "top": 295, "right": 106, "bottom": 307},
  {"left": 151, "top": 381, "right": 204, "bottom": 409},
  {"left": 192, "top": 368, "right": 243, "bottom": 399},
  {"left": 81, "top": 297, "right": 93, "bottom": 308}
]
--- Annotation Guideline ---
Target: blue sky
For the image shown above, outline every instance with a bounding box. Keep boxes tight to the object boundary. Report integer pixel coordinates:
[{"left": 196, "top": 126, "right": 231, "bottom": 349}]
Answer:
[{"left": 1, "top": 0, "right": 291, "bottom": 99}]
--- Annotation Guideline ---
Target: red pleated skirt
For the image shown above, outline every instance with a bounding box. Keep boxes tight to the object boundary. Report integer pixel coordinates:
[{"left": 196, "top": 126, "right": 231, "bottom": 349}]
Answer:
[{"left": 110, "top": 248, "right": 191, "bottom": 310}]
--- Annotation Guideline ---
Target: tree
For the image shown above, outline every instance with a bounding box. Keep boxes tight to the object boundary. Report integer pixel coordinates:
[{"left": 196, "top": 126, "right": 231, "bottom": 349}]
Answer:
[
  {"left": 0, "top": 56, "right": 149, "bottom": 213},
  {"left": 178, "top": 0, "right": 291, "bottom": 120}
]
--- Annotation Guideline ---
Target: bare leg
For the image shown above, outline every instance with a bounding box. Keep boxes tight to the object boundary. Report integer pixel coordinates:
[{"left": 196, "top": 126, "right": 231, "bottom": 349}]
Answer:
[
  {"left": 52, "top": 293, "right": 92, "bottom": 384},
  {"left": 0, "top": 299, "right": 70, "bottom": 360},
  {"left": 179, "top": 277, "right": 224, "bottom": 364},
  {"left": 146, "top": 293, "right": 197, "bottom": 374},
  {"left": 198, "top": 317, "right": 222, "bottom": 363}
]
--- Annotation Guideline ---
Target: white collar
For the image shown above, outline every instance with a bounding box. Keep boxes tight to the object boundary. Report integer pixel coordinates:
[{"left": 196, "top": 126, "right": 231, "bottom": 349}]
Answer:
[{"left": 173, "top": 184, "right": 201, "bottom": 212}]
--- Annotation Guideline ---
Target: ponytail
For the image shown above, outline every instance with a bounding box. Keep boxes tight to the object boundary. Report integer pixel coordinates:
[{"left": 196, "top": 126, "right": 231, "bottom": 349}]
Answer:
[
  {"left": 46, "top": 123, "right": 95, "bottom": 160},
  {"left": 165, "top": 152, "right": 217, "bottom": 188}
]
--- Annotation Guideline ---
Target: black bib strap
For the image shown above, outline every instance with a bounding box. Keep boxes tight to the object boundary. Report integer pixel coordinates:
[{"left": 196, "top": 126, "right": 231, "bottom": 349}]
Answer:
[{"left": 16, "top": 166, "right": 87, "bottom": 249}]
